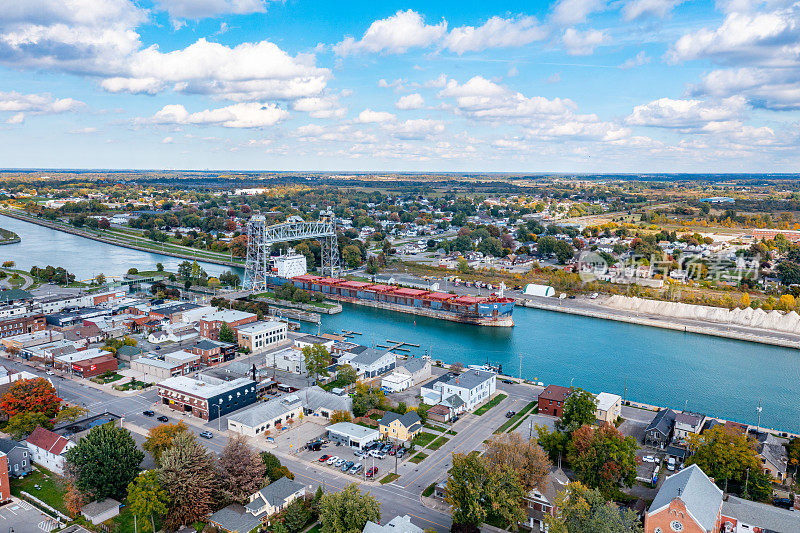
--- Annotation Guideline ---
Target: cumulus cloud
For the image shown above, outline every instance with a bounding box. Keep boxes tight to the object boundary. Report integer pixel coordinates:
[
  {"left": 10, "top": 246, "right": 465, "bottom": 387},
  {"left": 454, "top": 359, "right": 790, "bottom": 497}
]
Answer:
[
  {"left": 292, "top": 96, "right": 346, "bottom": 119},
  {"left": 395, "top": 93, "right": 425, "bottom": 110},
  {"left": 150, "top": 102, "right": 289, "bottom": 128},
  {"left": 357, "top": 109, "right": 396, "bottom": 123},
  {"left": 563, "top": 28, "right": 608, "bottom": 55},
  {"left": 333, "top": 10, "right": 447, "bottom": 56},
  {"left": 154, "top": 0, "right": 268, "bottom": 21},
  {"left": 551, "top": 0, "right": 606, "bottom": 25},
  {"left": 442, "top": 16, "right": 547, "bottom": 54},
  {"left": 384, "top": 119, "right": 445, "bottom": 140},
  {"left": 0, "top": 91, "right": 85, "bottom": 124},
  {"left": 619, "top": 51, "right": 651, "bottom": 69},
  {"left": 622, "top": 0, "right": 683, "bottom": 21},
  {"left": 626, "top": 96, "right": 747, "bottom": 128}
]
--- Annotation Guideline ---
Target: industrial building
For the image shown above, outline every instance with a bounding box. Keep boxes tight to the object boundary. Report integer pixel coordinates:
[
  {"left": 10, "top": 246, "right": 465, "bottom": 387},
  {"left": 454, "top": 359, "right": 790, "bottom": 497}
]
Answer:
[{"left": 157, "top": 374, "right": 257, "bottom": 420}]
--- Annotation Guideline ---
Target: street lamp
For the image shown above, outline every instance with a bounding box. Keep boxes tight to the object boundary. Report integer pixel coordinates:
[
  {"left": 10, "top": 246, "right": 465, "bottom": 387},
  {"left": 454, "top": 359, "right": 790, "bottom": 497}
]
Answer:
[{"left": 213, "top": 403, "right": 222, "bottom": 432}]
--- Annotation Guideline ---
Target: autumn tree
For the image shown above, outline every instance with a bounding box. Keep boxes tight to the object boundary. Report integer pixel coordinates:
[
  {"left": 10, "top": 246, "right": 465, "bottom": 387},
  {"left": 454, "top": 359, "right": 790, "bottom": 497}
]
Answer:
[
  {"left": 330, "top": 410, "right": 352, "bottom": 424},
  {"left": 65, "top": 423, "right": 144, "bottom": 500},
  {"left": 0, "top": 377, "right": 61, "bottom": 417},
  {"left": 302, "top": 343, "right": 331, "bottom": 383},
  {"left": 144, "top": 421, "right": 190, "bottom": 465},
  {"left": 216, "top": 435, "right": 267, "bottom": 506},
  {"left": 64, "top": 483, "right": 86, "bottom": 518},
  {"left": 54, "top": 405, "right": 90, "bottom": 425},
  {"left": 6, "top": 411, "right": 52, "bottom": 439},
  {"left": 484, "top": 432, "right": 551, "bottom": 492},
  {"left": 319, "top": 483, "right": 380, "bottom": 533},
  {"left": 567, "top": 424, "right": 637, "bottom": 498},
  {"left": 685, "top": 425, "right": 762, "bottom": 491},
  {"left": 545, "top": 482, "right": 643, "bottom": 533},
  {"left": 261, "top": 451, "right": 295, "bottom": 482},
  {"left": 557, "top": 387, "right": 597, "bottom": 433},
  {"left": 128, "top": 471, "right": 168, "bottom": 533},
  {"left": 159, "top": 431, "right": 216, "bottom": 529}
]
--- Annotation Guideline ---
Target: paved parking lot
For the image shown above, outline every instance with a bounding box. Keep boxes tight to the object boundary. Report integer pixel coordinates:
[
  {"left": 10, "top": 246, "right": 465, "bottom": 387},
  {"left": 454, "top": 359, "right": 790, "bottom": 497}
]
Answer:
[
  {"left": 0, "top": 498, "right": 59, "bottom": 532},
  {"left": 300, "top": 440, "right": 409, "bottom": 482}
]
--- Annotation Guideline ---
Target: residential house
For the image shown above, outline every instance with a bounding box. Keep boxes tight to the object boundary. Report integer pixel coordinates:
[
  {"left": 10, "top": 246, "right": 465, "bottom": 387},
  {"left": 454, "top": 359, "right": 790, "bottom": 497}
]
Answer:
[
  {"left": 379, "top": 411, "right": 422, "bottom": 443},
  {"left": 396, "top": 357, "right": 432, "bottom": 384},
  {"left": 758, "top": 433, "right": 789, "bottom": 483},
  {"left": 363, "top": 515, "right": 424, "bottom": 533},
  {"left": 426, "top": 404, "right": 452, "bottom": 423},
  {"left": 345, "top": 348, "right": 396, "bottom": 378},
  {"left": 189, "top": 339, "right": 236, "bottom": 365},
  {"left": 523, "top": 467, "right": 569, "bottom": 532},
  {"left": 421, "top": 370, "right": 496, "bottom": 412},
  {"left": 595, "top": 392, "right": 622, "bottom": 425},
  {"left": 227, "top": 395, "right": 303, "bottom": 437},
  {"left": 537, "top": 385, "right": 571, "bottom": 418},
  {"left": 26, "top": 426, "right": 76, "bottom": 475},
  {"left": 208, "top": 477, "right": 307, "bottom": 533},
  {"left": 644, "top": 409, "right": 676, "bottom": 448},
  {"left": 0, "top": 438, "right": 31, "bottom": 477},
  {"left": 673, "top": 412, "right": 705, "bottom": 442}
]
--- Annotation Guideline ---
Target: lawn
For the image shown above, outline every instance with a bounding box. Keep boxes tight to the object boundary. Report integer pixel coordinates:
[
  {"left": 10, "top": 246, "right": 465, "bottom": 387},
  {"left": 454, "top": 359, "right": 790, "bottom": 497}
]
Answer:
[
  {"left": 413, "top": 432, "right": 437, "bottom": 447},
  {"left": 421, "top": 483, "right": 436, "bottom": 498},
  {"left": 424, "top": 422, "right": 447, "bottom": 432},
  {"left": 304, "top": 523, "right": 322, "bottom": 533},
  {"left": 379, "top": 473, "right": 400, "bottom": 484},
  {"left": 427, "top": 436, "right": 450, "bottom": 450},
  {"left": 409, "top": 452, "right": 428, "bottom": 464},
  {"left": 474, "top": 393, "right": 507, "bottom": 416},
  {"left": 91, "top": 372, "right": 125, "bottom": 384},
  {"left": 10, "top": 466, "right": 68, "bottom": 515},
  {"left": 113, "top": 378, "right": 153, "bottom": 391},
  {"left": 493, "top": 401, "right": 537, "bottom": 434}
]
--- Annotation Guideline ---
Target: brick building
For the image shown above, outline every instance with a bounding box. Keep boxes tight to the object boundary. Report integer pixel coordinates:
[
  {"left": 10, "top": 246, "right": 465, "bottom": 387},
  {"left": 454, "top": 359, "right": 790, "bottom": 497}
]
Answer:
[
  {"left": 0, "top": 452, "right": 9, "bottom": 503},
  {"left": 537, "top": 385, "right": 571, "bottom": 417},
  {"left": 157, "top": 374, "right": 257, "bottom": 421},
  {"left": 198, "top": 309, "right": 257, "bottom": 341},
  {"left": 0, "top": 314, "right": 46, "bottom": 339},
  {"left": 190, "top": 339, "right": 236, "bottom": 366},
  {"left": 69, "top": 354, "right": 118, "bottom": 378}
]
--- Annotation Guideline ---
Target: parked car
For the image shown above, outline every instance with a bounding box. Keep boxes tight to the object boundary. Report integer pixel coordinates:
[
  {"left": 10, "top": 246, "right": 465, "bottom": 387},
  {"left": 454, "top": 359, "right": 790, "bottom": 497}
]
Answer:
[
  {"left": 341, "top": 461, "right": 354, "bottom": 472},
  {"left": 366, "top": 466, "right": 379, "bottom": 478},
  {"left": 199, "top": 431, "right": 213, "bottom": 439},
  {"left": 335, "top": 458, "right": 346, "bottom": 468},
  {"left": 642, "top": 455, "right": 655, "bottom": 463},
  {"left": 351, "top": 463, "right": 363, "bottom": 474},
  {"left": 319, "top": 455, "right": 330, "bottom": 462},
  {"left": 156, "top": 415, "right": 169, "bottom": 423},
  {"left": 142, "top": 410, "right": 155, "bottom": 417},
  {"left": 501, "top": 379, "right": 514, "bottom": 384},
  {"left": 590, "top": 293, "right": 599, "bottom": 299},
  {"left": 354, "top": 450, "right": 365, "bottom": 458},
  {"left": 45, "top": 370, "right": 55, "bottom": 376},
  {"left": 388, "top": 447, "right": 397, "bottom": 456},
  {"left": 505, "top": 410, "right": 516, "bottom": 418},
  {"left": 396, "top": 448, "right": 406, "bottom": 459},
  {"left": 370, "top": 450, "right": 386, "bottom": 459},
  {"left": 666, "top": 457, "right": 676, "bottom": 471},
  {"left": 381, "top": 443, "right": 393, "bottom": 453},
  {"left": 326, "top": 456, "right": 339, "bottom": 465}
]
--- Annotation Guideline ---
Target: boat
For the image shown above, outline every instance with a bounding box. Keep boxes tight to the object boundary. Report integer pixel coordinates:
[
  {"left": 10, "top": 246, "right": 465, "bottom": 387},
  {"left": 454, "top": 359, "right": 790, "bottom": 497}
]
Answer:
[{"left": 265, "top": 274, "right": 515, "bottom": 327}]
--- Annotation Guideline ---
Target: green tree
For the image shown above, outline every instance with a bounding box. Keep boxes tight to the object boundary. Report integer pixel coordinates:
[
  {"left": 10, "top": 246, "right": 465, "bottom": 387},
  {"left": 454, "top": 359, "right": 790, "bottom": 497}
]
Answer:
[
  {"left": 319, "top": 483, "right": 381, "bottom": 533},
  {"left": 337, "top": 364, "right": 358, "bottom": 386},
  {"left": 557, "top": 387, "right": 597, "bottom": 433},
  {"left": 65, "top": 423, "right": 144, "bottom": 500},
  {"left": 6, "top": 411, "right": 52, "bottom": 440},
  {"left": 342, "top": 245, "right": 363, "bottom": 269},
  {"left": 281, "top": 497, "right": 312, "bottom": 532},
  {"left": 685, "top": 425, "right": 762, "bottom": 490},
  {"left": 567, "top": 425, "right": 637, "bottom": 498},
  {"left": 156, "top": 262, "right": 164, "bottom": 272},
  {"left": 302, "top": 343, "right": 331, "bottom": 383},
  {"left": 54, "top": 405, "right": 90, "bottom": 425},
  {"left": 535, "top": 424, "right": 570, "bottom": 463},
  {"left": 260, "top": 451, "right": 295, "bottom": 482},
  {"left": 159, "top": 431, "right": 216, "bottom": 529},
  {"left": 127, "top": 471, "right": 168, "bottom": 533},
  {"left": 218, "top": 322, "right": 235, "bottom": 343},
  {"left": 143, "top": 421, "right": 191, "bottom": 465},
  {"left": 545, "top": 482, "right": 643, "bottom": 533}
]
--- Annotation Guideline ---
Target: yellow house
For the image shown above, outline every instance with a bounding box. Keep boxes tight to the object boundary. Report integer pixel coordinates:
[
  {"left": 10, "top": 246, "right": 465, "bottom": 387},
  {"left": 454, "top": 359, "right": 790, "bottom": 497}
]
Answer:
[{"left": 378, "top": 411, "right": 422, "bottom": 442}]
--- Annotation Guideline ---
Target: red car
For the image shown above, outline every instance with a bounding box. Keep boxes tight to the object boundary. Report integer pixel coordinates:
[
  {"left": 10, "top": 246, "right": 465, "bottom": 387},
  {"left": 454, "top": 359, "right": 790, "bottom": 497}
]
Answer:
[
  {"left": 319, "top": 455, "right": 330, "bottom": 462},
  {"left": 366, "top": 466, "right": 379, "bottom": 478}
]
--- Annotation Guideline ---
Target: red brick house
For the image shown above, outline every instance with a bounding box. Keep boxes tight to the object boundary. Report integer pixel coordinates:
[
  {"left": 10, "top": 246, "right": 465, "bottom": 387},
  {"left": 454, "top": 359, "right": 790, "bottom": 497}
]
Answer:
[
  {"left": 0, "top": 452, "right": 10, "bottom": 504},
  {"left": 198, "top": 309, "right": 257, "bottom": 341},
  {"left": 0, "top": 314, "right": 46, "bottom": 339},
  {"left": 537, "top": 385, "right": 571, "bottom": 417}
]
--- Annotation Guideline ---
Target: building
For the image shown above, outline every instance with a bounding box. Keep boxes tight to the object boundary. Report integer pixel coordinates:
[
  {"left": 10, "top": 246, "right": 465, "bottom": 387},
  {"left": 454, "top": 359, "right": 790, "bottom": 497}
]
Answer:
[
  {"left": 273, "top": 253, "right": 307, "bottom": 278},
  {"left": 379, "top": 411, "right": 422, "bottom": 442},
  {"left": 752, "top": 229, "right": 800, "bottom": 243},
  {"left": 54, "top": 348, "right": 115, "bottom": 375},
  {"left": 208, "top": 477, "right": 306, "bottom": 533},
  {"left": 0, "top": 330, "right": 63, "bottom": 351},
  {"left": 426, "top": 404, "right": 452, "bottom": 423},
  {"left": 268, "top": 346, "right": 306, "bottom": 374},
  {"left": 301, "top": 385, "right": 352, "bottom": 418},
  {"left": 294, "top": 334, "right": 335, "bottom": 351},
  {"left": 363, "top": 515, "right": 424, "bottom": 533},
  {"left": 595, "top": 392, "right": 622, "bottom": 424},
  {"left": 645, "top": 409, "right": 676, "bottom": 448},
  {"left": 198, "top": 309, "right": 257, "bottom": 340},
  {"left": 65, "top": 353, "right": 118, "bottom": 378},
  {"left": 523, "top": 467, "right": 569, "bottom": 531},
  {"left": 164, "top": 349, "right": 201, "bottom": 372},
  {"left": 673, "top": 412, "right": 705, "bottom": 442},
  {"left": 190, "top": 339, "right": 236, "bottom": 365},
  {"left": 421, "top": 370, "right": 496, "bottom": 412},
  {"left": 157, "top": 374, "right": 257, "bottom": 420},
  {"left": 25, "top": 426, "right": 76, "bottom": 475},
  {"left": 81, "top": 499, "right": 120, "bottom": 525},
  {"left": 380, "top": 372, "right": 413, "bottom": 392},
  {"left": 758, "top": 433, "right": 789, "bottom": 483},
  {"left": 644, "top": 464, "right": 800, "bottom": 533},
  {"left": 0, "top": 453, "right": 9, "bottom": 504},
  {"left": 227, "top": 395, "right": 303, "bottom": 437},
  {"left": 236, "top": 321, "right": 287, "bottom": 353},
  {"left": 343, "top": 347, "right": 396, "bottom": 378},
  {"left": 0, "top": 313, "right": 46, "bottom": 339},
  {"left": 0, "top": 438, "right": 31, "bottom": 477},
  {"left": 396, "top": 357, "right": 432, "bottom": 384},
  {"left": 131, "top": 356, "right": 188, "bottom": 380},
  {"left": 326, "top": 422, "right": 379, "bottom": 449},
  {"left": 537, "top": 385, "right": 571, "bottom": 418}
]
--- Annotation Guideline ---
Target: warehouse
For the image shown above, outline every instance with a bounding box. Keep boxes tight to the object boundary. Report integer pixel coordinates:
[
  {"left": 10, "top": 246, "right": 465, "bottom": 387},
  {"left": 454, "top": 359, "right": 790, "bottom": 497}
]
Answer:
[{"left": 326, "top": 422, "right": 379, "bottom": 449}]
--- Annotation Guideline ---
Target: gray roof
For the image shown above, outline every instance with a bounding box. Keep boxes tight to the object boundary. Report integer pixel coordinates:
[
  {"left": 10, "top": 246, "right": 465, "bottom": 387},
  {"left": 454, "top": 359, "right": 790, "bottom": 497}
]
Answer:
[
  {"left": 675, "top": 411, "right": 704, "bottom": 428},
  {"left": 439, "top": 369, "right": 494, "bottom": 391},
  {"left": 0, "top": 289, "right": 32, "bottom": 303},
  {"left": 401, "top": 357, "right": 429, "bottom": 375},
  {"left": 249, "top": 476, "right": 305, "bottom": 508},
  {"left": 379, "top": 411, "right": 422, "bottom": 430},
  {"left": 81, "top": 498, "right": 120, "bottom": 517},
  {"left": 759, "top": 440, "right": 788, "bottom": 474},
  {"left": 208, "top": 504, "right": 262, "bottom": 533},
  {"left": 0, "top": 437, "right": 25, "bottom": 454},
  {"left": 351, "top": 347, "right": 392, "bottom": 367},
  {"left": 646, "top": 408, "right": 676, "bottom": 438},
  {"left": 442, "top": 394, "right": 465, "bottom": 409},
  {"left": 228, "top": 395, "right": 302, "bottom": 428},
  {"left": 649, "top": 464, "right": 722, "bottom": 532},
  {"left": 722, "top": 495, "right": 800, "bottom": 532},
  {"left": 303, "top": 385, "right": 352, "bottom": 413},
  {"left": 362, "top": 515, "right": 424, "bottom": 533}
]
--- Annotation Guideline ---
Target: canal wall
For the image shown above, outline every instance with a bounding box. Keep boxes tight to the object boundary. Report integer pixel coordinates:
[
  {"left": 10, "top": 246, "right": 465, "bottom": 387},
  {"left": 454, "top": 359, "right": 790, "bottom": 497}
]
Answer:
[
  {"left": 0, "top": 210, "right": 241, "bottom": 268},
  {"left": 517, "top": 296, "right": 800, "bottom": 350}
]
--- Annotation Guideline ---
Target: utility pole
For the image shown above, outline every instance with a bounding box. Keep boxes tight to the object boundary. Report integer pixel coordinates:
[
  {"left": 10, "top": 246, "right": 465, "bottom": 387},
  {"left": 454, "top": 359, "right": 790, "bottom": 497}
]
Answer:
[
  {"left": 518, "top": 354, "right": 522, "bottom": 382},
  {"left": 756, "top": 400, "right": 762, "bottom": 434}
]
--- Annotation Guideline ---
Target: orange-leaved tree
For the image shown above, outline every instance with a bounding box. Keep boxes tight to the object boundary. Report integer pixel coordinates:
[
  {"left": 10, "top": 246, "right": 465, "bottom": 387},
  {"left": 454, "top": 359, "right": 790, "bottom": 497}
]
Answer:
[{"left": 0, "top": 377, "right": 61, "bottom": 418}]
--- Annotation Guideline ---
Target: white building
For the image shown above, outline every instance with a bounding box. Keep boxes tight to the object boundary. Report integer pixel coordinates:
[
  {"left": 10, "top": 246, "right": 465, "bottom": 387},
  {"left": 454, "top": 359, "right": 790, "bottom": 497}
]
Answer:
[
  {"left": 228, "top": 395, "right": 303, "bottom": 437},
  {"left": 326, "top": 422, "right": 379, "bottom": 449},
  {"left": 273, "top": 253, "right": 307, "bottom": 278},
  {"left": 595, "top": 392, "right": 622, "bottom": 424},
  {"left": 236, "top": 320, "right": 287, "bottom": 353},
  {"left": 420, "top": 370, "right": 496, "bottom": 411},
  {"left": 340, "top": 347, "right": 396, "bottom": 378},
  {"left": 25, "top": 427, "right": 76, "bottom": 475},
  {"left": 395, "top": 357, "right": 431, "bottom": 385},
  {"left": 380, "top": 372, "right": 413, "bottom": 393},
  {"left": 268, "top": 346, "right": 306, "bottom": 374}
]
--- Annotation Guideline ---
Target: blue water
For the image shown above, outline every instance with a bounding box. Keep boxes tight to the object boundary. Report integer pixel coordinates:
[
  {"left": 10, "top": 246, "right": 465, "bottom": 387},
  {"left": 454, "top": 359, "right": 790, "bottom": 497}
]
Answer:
[{"left": 301, "top": 303, "right": 800, "bottom": 433}]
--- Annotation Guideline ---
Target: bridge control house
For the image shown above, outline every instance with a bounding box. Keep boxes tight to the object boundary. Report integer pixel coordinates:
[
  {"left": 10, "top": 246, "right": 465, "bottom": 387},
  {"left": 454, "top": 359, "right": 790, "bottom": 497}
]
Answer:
[{"left": 157, "top": 374, "right": 257, "bottom": 420}]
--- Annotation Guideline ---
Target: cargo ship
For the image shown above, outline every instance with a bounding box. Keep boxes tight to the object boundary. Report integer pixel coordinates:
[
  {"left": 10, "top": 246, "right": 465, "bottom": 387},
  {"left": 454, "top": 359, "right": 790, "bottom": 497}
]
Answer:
[{"left": 266, "top": 274, "right": 515, "bottom": 327}]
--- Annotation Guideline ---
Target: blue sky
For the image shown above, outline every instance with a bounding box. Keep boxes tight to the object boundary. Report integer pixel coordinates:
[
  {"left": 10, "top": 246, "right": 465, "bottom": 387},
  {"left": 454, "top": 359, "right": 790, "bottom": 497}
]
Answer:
[{"left": 1, "top": 0, "right": 799, "bottom": 172}]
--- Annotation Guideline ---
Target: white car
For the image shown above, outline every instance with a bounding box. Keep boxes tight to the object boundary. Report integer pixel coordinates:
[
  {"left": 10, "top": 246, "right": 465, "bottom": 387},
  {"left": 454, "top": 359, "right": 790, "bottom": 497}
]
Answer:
[
  {"left": 370, "top": 450, "right": 386, "bottom": 459},
  {"left": 45, "top": 370, "right": 55, "bottom": 375},
  {"left": 590, "top": 292, "right": 599, "bottom": 299},
  {"left": 666, "top": 458, "right": 676, "bottom": 471},
  {"left": 326, "top": 456, "right": 339, "bottom": 465},
  {"left": 642, "top": 455, "right": 655, "bottom": 463}
]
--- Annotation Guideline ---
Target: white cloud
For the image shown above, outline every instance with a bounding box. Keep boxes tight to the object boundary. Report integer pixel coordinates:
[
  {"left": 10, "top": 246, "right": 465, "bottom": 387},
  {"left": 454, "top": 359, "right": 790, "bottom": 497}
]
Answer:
[
  {"left": 563, "top": 28, "right": 608, "bottom": 55},
  {"left": 384, "top": 119, "right": 445, "bottom": 140},
  {"left": 395, "top": 94, "right": 425, "bottom": 110},
  {"left": 693, "top": 67, "right": 800, "bottom": 110},
  {"left": 622, "top": 0, "right": 683, "bottom": 21},
  {"left": 357, "top": 109, "right": 396, "bottom": 123},
  {"left": 154, "top": 0, "right": 268, "bottom": 21},
  {"left": 619, "top": 51, "right": 651, "bottom": 69},
  {"left": 162, "top": 136, "right": 174, "bottom": 144},
  {"left": 626, "top": 96, "right": 747, "bottom": 128},
  {"left": 292, "top": 96, "right": 346, "bottom": 119},
  {"left": 425, "top": 74, "right": 448, "bottom": 88},
  {"left": 333, "top": 10, "right": 447, "bottom": 56},
  {"left": 551, "top": 0, "right": 606, "bottom": 25},
  {"left": 5, "top": 113, "right": 24, "bottom": 125},
  {"left": 0, "top": 90, "right": 85, "bottom": 124},
  {"left": 378, "top": 78, "right": 405, "bottom": 89},
  {"left": 150, "top": 102, "right": 289, "bottom": 128},
  {"left": 442, "top": 16, "right": 547, "bottom": 54}
]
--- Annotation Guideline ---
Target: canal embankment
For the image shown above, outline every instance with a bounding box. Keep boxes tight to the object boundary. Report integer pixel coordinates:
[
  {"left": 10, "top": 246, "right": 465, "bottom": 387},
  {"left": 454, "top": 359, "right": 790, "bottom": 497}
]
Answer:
[
  {"left": 0, "top": 210, "right": 241, "bottom": 268},
  {"left": 517, "top": 295, "right": 800, "bottom": 349},
  {"left": 0, "top": 227, "right": 20, "bottom": 245}
]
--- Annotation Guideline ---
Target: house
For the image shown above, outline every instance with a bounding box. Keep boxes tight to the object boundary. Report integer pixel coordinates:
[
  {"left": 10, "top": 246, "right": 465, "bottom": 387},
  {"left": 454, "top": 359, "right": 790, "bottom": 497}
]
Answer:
[
  {"left": 157, "top": 374, "right": 257, "bottom": 420},
  {"left": 227, "top": 395, "right": 303, "bottom": 437},
  {"left": 363, "top": 515, "right": 424, "bottom": 533},
  {"left": 81, "top": 498, "right": 120, "bottom": 525},
  {"left": 236, "top": 321, "right": 287, "bottom": 353},
  {"left": 0, "top": 437, "right": 31, "bottom": 477},
  {"left": 345, "top": 347, "right": 396, "bottom": 378},
  {"left": 396, "top": 357, "right": 432, "bottom": 384},
  {"left": 673, "top": 411, "right": 705, "bottom": 442},
  {"left": 426, "top": 404, "right": 452, "bottom": 423},
  {"left": 644, "top": 409, "right": 676, "bottom": 448},
  {"left": 189, "top": 339, "right": 236, "bottom": 365},
  {"left": 208, "top": 477, "right": 306, "bottom": 533},
  {"left": 421, "top": 370, "right": 496, "bottom": 412},
  {"left": 595, "top": 392, "right": 622, "bottom": 425},
  {"left": 522, "top": 467, "right": 569, "bottom": 532},
  {"left": 758, "top": 433, "right": 789, "bottom": 483},
  {"left": 379, "top": 411, "right": 422, "bottom": 442},
  {"left": 25, "top": 426, "right": 76, "bottom": 475},
  {"left": 644, "top": 464, "right": 800, "bottom": 533},
  {"left": 380, "top": 372, "right": 412, "bottom": 393},
  {"left": 537, "top": 385, "right": 571, "bottom": 418}
]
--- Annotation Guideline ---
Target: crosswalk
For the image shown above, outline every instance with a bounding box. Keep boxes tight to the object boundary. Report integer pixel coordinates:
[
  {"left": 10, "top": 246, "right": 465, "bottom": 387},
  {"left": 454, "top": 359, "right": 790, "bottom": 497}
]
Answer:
[{"left": 39, "top": 519, "right": 59, "bottom": 532}]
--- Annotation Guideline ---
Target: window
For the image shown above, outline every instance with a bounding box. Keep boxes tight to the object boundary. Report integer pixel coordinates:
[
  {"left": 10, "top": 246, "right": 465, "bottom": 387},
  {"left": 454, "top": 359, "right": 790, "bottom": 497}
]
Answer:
[{"left": 670, "top": 521, "right": 683, "bottom": 532}]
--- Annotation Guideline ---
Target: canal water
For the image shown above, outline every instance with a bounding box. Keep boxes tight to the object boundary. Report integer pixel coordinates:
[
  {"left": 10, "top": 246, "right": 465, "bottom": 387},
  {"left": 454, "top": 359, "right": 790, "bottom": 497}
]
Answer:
[{"left": 1, "top": 214, "right": 798, "bottom": 432}]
